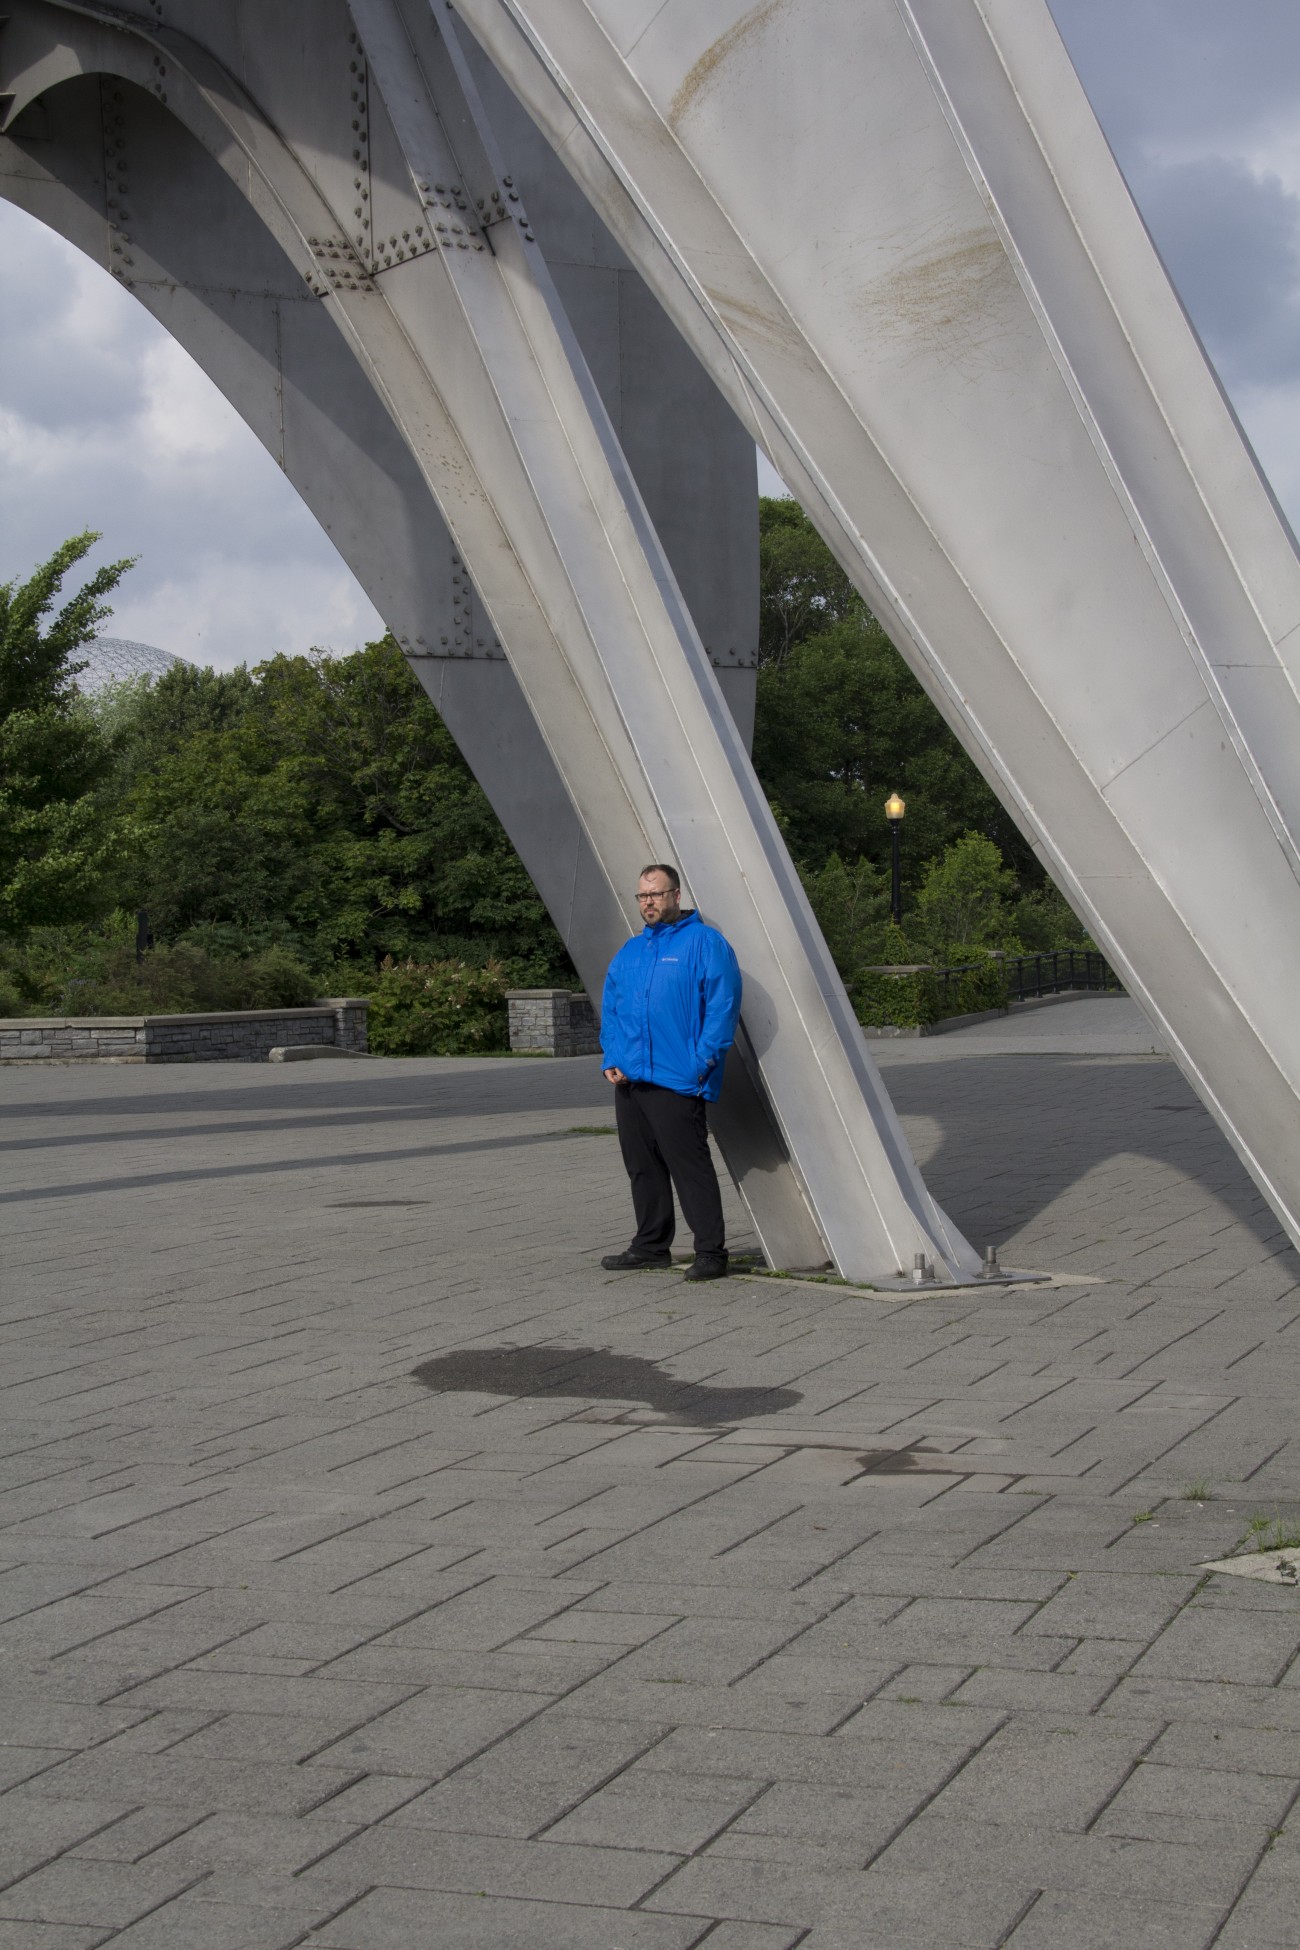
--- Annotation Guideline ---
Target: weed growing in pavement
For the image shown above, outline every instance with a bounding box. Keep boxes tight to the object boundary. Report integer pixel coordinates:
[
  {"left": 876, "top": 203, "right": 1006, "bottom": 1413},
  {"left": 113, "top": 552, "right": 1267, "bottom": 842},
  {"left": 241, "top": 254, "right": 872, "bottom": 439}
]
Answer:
[
  {"left": 1239, "top": 1514, "right": 1300, "bottom": 1555},
  {"left": 1131, "top": 1511, "right": 1154, "bottom": 1524},
  {"left": 1181, "top": 1481, "right": 1213, "bottom": 1502}
]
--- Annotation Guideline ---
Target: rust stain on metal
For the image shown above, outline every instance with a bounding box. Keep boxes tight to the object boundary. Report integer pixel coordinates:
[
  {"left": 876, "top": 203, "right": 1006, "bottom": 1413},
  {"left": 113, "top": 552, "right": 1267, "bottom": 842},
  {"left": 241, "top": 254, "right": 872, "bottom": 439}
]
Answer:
[
  {"left": 866, "top": 230, "right": 1013, "bottom": 359},
  {"left": 668, "top": 0, "right": 787, "bottom": 128}
]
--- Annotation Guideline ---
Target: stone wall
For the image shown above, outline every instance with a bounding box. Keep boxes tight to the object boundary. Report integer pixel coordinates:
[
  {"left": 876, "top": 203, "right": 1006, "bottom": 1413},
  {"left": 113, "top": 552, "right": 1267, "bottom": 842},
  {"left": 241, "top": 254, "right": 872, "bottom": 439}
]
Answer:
[
  {"left": 0, "top": 998, "right": 369, "bottom": 1064},
  {"left": 505, "top": 989, "right": 600, "bottom": 1058}
]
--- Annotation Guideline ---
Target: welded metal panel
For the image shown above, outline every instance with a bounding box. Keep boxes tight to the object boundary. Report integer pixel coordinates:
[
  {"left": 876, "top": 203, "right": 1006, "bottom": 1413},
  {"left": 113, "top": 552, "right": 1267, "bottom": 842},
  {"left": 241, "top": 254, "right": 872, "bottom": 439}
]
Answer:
[
  {"left": 462, "top": 37, "right": 759, "bottom": 688},
  {"left": 453, "top": 0, "right": 1300, "bottom": 1254}
]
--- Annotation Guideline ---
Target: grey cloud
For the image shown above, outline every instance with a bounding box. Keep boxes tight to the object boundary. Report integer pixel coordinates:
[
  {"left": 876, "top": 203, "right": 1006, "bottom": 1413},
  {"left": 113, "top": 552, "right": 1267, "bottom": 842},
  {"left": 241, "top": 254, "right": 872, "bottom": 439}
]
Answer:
[
  {"left": 0, "top": 204, "right": 382, "bottom": 667},
  {"left": 1049, "top": 0, "right": 1300, "bottom": 158},
  {"left": 1046, "top": 3, "right": 1300, "bottom": 404},
  {"left": 0, "top": 215, "right": 150, "bottom": 434},
  {"left": 1133, "top": 157, "right": 1300, "bottom": 388}
]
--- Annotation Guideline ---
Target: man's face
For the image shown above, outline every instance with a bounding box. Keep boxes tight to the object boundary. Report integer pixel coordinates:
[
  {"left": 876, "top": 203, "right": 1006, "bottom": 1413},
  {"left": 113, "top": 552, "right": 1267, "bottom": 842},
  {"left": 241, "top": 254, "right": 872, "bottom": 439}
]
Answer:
[{"left": 637, "top": 873, "right": 681, "bottom": 926}]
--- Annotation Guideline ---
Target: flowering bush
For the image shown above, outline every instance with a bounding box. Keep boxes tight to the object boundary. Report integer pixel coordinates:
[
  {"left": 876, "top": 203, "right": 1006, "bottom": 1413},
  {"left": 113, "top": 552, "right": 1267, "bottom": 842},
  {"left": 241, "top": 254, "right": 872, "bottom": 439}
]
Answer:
[{"left": 366, "top": 956, "right": 509, "bottom": 1056}]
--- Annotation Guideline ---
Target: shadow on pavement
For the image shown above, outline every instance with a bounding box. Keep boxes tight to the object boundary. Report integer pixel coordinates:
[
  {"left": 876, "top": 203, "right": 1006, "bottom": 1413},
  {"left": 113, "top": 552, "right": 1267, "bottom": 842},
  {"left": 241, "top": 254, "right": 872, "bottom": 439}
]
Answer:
[
  {"left": 9, "top": 1052, "right": 1299, "bottom": 1283},
  {"left": 884, "top": 1052, "right": 1299, "bottom": 1267},
  {"left": 0, "top": 1060, "right": 611, "bottom": 1149},
  {"left": 410, "top": 1344, "right": 802, "bottom": 1425}
]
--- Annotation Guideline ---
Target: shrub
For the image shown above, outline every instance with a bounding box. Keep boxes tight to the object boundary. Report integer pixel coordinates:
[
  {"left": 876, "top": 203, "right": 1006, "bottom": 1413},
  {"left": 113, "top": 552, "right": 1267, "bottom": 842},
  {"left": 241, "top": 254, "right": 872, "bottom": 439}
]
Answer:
[
  {"left": 852, "top": 952, "right": 1008, "bottom": 1029},
  {"left": 853, "top": 967, "right": 935, "bottom": 1028},
  {"left": 234, "top": 944, "right": 321, "bottom": 1010},
  {"left": 932, "top": 955, "right": 1009, "bottom": 1017},
  {"left": 0, "top": 919, "right": 317, "bottom": 1017},
  {"left": 366, "top": 956, "right": 509, "bottom": 1056}
]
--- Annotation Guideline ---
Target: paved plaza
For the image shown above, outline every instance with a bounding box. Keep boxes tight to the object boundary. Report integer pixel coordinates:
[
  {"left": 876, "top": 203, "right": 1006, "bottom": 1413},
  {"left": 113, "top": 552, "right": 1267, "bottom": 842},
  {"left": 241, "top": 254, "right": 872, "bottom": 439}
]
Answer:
[{"left": 4, "top": 1005, "right": 1300, "bottom": 1948}]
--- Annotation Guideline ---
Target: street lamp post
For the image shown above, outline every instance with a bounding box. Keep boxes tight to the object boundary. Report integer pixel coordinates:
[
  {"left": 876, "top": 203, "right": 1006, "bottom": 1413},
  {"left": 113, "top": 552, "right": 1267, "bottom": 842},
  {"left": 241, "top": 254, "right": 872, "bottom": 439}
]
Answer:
[{"left": 884, "top": 792, "right": 906, "bottom": 926}]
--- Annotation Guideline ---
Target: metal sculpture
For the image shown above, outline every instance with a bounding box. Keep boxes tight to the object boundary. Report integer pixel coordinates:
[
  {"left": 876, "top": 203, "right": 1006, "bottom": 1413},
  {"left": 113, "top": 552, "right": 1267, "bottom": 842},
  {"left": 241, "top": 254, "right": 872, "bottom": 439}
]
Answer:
[{"left": 4, "top": 0, "right": 1299, "bottom": 1281}]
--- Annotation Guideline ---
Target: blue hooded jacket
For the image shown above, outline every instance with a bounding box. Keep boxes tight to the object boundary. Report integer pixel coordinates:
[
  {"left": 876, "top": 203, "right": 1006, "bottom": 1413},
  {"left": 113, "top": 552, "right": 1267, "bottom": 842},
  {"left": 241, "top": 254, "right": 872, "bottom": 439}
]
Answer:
[{"left": 600, "top": 909, "right": 742, "bottom": 1103}]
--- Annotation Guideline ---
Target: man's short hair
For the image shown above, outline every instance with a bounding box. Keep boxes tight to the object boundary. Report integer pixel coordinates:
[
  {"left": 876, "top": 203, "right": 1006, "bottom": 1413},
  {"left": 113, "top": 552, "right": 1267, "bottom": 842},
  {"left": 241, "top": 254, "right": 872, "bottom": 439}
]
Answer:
[{"left": 638, "top": 863, "right": 680, "bottom": 891}]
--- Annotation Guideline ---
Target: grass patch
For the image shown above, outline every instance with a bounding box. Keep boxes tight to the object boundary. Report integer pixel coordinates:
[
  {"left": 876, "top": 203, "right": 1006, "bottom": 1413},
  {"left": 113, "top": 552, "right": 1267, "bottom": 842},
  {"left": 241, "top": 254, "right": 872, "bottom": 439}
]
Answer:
[
  {"left": 1239, "top": 1514, "right": 1300, "bottom": 1555},
  {"left": 1181, "top": 1481, "right": 1213, "bottom": 1502}
]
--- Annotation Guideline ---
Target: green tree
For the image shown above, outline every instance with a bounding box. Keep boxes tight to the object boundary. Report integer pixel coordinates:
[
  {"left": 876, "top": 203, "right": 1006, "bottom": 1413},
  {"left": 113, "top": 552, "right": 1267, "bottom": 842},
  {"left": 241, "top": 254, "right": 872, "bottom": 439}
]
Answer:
[
  {"left": 801, "top": 852, "right": 889, "bottom": 974},
  {"left": 758, "top": 496, "right": 861, "bottom": 667},
  {"left": 752, "top": 498, "right": 1034, "bottom": 888},
  {"left": 912, "top": 831, "right": 1018, "bottom": 952},
  {"left": 0, "top": 533, "right": 134, "bottom": 934},
  {"left": 108, "top": 637, "right": 571, "bottom": 980}
]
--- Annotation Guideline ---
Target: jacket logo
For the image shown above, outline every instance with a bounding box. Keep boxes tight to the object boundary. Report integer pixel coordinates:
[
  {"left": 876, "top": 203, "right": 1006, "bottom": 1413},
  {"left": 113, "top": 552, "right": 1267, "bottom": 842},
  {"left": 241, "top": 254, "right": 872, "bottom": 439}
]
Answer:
[{"left": 661, "top": 956, "right": 679, "bottom": 962}]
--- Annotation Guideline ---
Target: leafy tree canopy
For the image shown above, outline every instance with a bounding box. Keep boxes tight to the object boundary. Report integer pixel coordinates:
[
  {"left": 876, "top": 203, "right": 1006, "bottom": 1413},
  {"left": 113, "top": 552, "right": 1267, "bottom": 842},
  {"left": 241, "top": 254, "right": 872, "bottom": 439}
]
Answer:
[
  {"left": 758, "top": 497, "right": 861, "bottom": 667},
  {"left": 913, "top": 831, "right": 1019, "bottom": 952},
  {"left": 0, "top": 532, "right": 134, "bottom": 934},
  {"left": 753, "top": 498, "right": 1035, "bottom": 884},
  {"left": 101, "top": 635, "right": 570, "bottom": 981}
]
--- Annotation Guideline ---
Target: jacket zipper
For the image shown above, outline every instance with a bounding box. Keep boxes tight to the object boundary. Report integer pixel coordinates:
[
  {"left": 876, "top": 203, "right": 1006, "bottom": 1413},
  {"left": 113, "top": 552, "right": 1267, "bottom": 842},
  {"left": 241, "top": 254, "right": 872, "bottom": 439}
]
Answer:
[{"left": 644, "top": 926, "right": 658, "bottom": 1076}]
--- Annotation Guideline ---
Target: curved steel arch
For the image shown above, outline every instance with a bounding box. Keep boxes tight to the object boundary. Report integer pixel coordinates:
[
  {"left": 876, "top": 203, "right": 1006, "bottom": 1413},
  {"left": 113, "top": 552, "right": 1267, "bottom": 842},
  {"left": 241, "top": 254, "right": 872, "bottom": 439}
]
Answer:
[
  {"left": 5, "top": 0, "right": 1298, "bottom": 1277},
  {"left": 1, "top": 0, "right": 982, "bottom": 1282}
]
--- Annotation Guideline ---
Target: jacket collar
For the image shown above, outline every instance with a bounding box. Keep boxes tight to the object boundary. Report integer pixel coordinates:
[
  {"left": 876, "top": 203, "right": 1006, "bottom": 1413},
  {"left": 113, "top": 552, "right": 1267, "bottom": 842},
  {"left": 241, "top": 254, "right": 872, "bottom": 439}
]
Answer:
[{"left": 642, "top": 907, "right": 699, "bottom": 937}]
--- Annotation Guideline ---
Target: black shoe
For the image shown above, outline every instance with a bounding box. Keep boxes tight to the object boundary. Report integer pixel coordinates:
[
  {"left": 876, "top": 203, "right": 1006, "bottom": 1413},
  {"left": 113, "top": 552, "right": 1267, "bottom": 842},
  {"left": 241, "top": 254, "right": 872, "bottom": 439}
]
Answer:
[
  {"left": 683, "top": 1253, "right": 728, "bottom": 1282},
  {"left": 600, "top": 1250, "right": 672, "bottom": 1271}
]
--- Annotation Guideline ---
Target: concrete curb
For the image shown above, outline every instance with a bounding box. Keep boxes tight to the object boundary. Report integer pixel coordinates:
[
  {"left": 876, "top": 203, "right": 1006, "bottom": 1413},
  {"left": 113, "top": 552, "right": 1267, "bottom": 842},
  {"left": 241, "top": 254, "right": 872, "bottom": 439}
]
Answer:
[
  {"left": 268, "top": 1045, "right": 376, "bottom": 1062},
  {"left": 860, "top": 987, "right": 1126, "bottom": 1039}
]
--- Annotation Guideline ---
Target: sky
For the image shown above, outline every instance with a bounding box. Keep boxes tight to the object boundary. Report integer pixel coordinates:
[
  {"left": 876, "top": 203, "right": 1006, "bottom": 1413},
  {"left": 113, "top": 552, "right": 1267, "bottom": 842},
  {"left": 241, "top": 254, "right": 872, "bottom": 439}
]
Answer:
[{"left": 2, "top": 1, "right": 1298, "bottom": 671}]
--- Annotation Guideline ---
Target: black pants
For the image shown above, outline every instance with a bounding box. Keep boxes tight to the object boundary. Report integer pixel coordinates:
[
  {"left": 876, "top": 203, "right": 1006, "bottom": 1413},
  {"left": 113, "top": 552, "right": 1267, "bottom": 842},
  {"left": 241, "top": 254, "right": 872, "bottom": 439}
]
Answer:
[{"left": 614, "top": 1081, "right": 726, "bottom": 1258}]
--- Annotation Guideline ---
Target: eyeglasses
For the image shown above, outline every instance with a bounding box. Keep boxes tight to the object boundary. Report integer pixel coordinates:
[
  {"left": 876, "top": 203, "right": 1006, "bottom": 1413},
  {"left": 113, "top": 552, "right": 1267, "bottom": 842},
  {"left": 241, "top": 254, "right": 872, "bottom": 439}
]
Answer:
[{"left": 636, "top": 888, "right": 675, "bottom": 903}]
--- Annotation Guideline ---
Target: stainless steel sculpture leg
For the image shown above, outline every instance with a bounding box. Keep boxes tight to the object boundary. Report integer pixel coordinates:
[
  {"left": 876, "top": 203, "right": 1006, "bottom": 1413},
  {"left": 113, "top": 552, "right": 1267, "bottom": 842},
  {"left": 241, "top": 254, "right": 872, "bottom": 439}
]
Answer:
[
  {"left": 1, "top": 0, "right": 981, "bottom": 1281},
  {"left": 454, "top": 0, "right": 1300, "bottom": 1257}
]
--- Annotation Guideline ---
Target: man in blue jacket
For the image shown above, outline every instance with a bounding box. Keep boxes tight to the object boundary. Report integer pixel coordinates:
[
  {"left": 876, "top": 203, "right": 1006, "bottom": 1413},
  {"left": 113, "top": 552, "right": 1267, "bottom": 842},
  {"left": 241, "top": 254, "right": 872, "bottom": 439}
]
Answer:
[{"left": 599, "top": 863, "right": 742, "bottom": 1282}]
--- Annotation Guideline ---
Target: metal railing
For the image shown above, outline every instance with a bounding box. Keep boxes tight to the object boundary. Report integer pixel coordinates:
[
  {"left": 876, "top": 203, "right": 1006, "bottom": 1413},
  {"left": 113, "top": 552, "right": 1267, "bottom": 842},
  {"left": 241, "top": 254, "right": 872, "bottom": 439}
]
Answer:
[
  {"left": 929, "top": 962, "right": 990, "bottom": 1018},
  {"left": 1002, "top": 950, "right": 1120, "bottom": 1002},
  {"left": 928, "top": 950, "right": 1119, "bottom": 1018}
]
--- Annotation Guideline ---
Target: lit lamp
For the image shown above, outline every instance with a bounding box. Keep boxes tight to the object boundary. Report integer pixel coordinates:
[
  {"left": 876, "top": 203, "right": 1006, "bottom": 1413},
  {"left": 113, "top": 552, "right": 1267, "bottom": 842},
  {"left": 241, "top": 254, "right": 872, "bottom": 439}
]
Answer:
[{"left": 884, "top": 791, "right": 906, "bottom": 926}]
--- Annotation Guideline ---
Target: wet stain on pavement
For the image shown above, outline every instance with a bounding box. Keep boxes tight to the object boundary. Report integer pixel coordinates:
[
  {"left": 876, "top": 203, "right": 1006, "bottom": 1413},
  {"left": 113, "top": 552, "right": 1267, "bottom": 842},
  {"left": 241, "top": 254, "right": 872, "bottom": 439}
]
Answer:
[
  {"left": 855, "top": 1447, "right": 953, "bottom": 1474},
  {"left": 410, "top": 1344, "right": 802, "bottom": 1425}
]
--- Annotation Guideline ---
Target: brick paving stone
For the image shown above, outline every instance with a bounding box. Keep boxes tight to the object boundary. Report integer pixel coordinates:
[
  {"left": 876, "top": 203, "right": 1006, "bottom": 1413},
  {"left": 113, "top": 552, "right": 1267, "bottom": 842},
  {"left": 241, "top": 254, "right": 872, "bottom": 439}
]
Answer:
[
  {"left": 4, "top": 1048, "right": 1300, "bottom": 1943},
  {"left": 133, "top": 1811, "right": 364, "bottom": 1874},
  {"left": 1129, "top": 1607, "right": 1300, "bottom": 1685},
  {"left": 0, "top": 1799, "right": 135, "bottom": 1895},
  {"left": 542, "top": 1770, "right": 765, "bottom": 1854},
  {"left": 381, "top": 1712, "right": 669, "bottom": 1837},
  {"left": 920, "top": 1713, "right": 1161, "bottom": 1829},
  {"left": 646, "top": 1855, "right": 1034, "bottom": 1943},
  {"left": 310, "top": 1886, "right": 711, "bottom": 1948},
  {"left": 872, "top": 1813, "right": 1262, "bottom": 1904},
  {"left": 694, "top": 1928, "right": 806, "bottom": 1950},
  {"left": 65, "top": 1812, "right": 206, "bottom": 1866},
  {"left": 1148, "top": 1722, "right": 1300, "bottom": 1778},
  {"left": 0, "top": 1926, "right": 111, "bottom": 1949},
  {"left": 92, "top": 1904, "right": 313, "bottom": 1950},
  {"left": 297, "top": 1824, "right": 679, "bottom": 1904},
  {"left": 1001, "top": 1889, "right": 1228, "bottom": 1948},
  {"left": 1214, "top": 1861, "right": 1300, "bottom": 1948},
  {"left": 1106, "top": 1674, "right": 1300, "bottom": 1730},
  {"left": 0, "top": 1861, "right": 203, "bottom": 1932}
]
